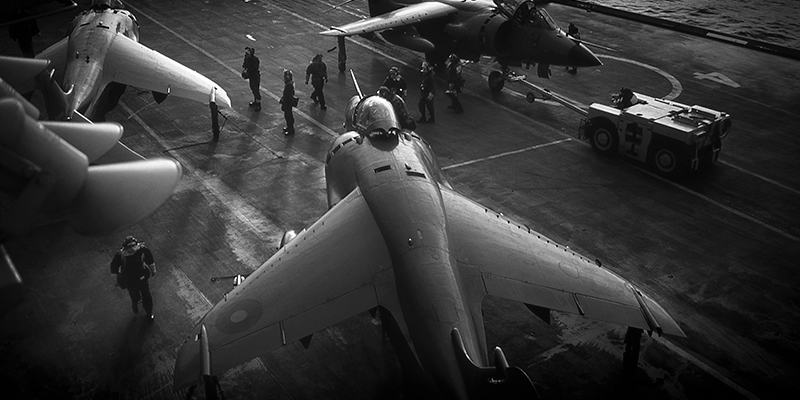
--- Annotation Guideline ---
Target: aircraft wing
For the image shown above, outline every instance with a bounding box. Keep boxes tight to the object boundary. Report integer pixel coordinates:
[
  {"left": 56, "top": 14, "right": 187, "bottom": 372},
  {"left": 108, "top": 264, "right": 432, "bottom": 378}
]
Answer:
[
  {"left": 173, "top": 188, "right": 396, "bottom": 391},
  {"left": 102, "top": 34, "right": 231, "bottom": 108},
  {"left": 441, "top": 187, "right": 686, "bottom": 337},
  {"left": 320, "top": 1, "right": 457, "bottom": 36},
  {"left": 36, "top": 36, "right": 68, "bottom": 83}
]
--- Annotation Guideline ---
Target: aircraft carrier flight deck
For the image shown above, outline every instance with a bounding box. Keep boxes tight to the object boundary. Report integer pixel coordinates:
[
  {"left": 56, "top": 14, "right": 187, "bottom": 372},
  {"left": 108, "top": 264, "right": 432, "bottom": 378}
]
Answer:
[{"left": 1, "top": 1, "right": 798, "bottom": 399}]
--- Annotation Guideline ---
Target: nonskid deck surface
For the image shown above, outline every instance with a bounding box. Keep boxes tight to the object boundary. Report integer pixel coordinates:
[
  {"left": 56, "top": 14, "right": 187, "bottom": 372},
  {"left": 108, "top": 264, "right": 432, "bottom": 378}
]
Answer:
[{"left": 1, "top": 1, "right": 798, "bottom": 399}]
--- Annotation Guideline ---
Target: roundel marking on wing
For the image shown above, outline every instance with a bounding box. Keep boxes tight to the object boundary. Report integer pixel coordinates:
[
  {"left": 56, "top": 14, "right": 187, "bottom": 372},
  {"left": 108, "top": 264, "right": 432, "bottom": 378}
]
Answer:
[{"left": 214, "top": 298, "right": 264, "bottom": 334}]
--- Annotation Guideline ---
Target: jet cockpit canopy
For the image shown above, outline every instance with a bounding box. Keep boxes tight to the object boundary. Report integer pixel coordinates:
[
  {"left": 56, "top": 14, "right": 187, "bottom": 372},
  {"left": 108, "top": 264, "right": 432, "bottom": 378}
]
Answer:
[
  {"left": 507, "top": 1, "right": 558, "bottom": 30},
  {"left": 353, "top": 95, "right": 400, "bottom": 137}
]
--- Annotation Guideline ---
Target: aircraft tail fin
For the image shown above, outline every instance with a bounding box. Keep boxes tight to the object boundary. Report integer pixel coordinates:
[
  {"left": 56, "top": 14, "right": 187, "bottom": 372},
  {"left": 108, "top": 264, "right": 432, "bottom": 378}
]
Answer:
[{"left": 451, "top": 328, "right": 540, "bottom": 400}]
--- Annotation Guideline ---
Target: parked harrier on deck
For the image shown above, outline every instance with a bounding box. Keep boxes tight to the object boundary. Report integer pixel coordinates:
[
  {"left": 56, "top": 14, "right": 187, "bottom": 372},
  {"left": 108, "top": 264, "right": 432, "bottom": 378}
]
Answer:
[
  {"left": 174, "top": 72, "right": 683, "bottom": 399},
  {"left": 35, "top": 0, "right": 231, "bottom": 123},
  {"left": 321, "top": 0, "right": 601, "bottom": 92}
]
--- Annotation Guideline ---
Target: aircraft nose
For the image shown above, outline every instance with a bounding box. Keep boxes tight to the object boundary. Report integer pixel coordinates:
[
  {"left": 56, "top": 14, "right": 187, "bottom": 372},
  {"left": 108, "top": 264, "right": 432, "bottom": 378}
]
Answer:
[{"left": 568, "top": 43, "right": 602, "bottom": 67}]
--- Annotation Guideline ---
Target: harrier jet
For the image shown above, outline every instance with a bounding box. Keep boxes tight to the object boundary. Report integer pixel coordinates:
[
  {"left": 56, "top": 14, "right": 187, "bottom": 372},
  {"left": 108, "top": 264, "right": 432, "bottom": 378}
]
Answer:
[
  {"left": 35, "top": 0, "right": 231, "bottom": 122},
  {"left": 321, "top": 0, "right": 601, "bottom": 91},
  {"left": 173, "top": 73, "right": 683, "bottom": 399}
]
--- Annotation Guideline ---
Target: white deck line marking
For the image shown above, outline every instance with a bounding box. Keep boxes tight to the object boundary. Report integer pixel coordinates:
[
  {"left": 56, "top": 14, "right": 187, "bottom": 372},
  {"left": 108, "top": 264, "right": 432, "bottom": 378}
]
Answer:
[
  {"left": 123, "top": 2, "right": 795, "bottom": 396},
  {"left": 442, "top": 138, "right": 572, "bottom": 171},
  {"left": 598, "top": 54, "right": 683, "bottom": 100},
  {"left": 263, "top": 2, "right": 416, "bottom": 69},
  {"left": 654, "top": 336, "right": 760, "bottom": 400},
  {"left": 638, "top": 166, "right": 799, "bottom": 242},
  {"left": 719, "top": 160, "right": 800, "bottom": 196},
  {"left": 126, "top": 3, "right": 337, "bottom": 138},
  {"left": 317, "top": 1, "right": 800, "bottom": 198}
]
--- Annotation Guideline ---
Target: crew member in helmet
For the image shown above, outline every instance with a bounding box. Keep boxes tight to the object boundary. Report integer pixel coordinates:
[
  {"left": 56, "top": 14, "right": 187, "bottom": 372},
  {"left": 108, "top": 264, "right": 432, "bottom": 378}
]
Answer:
[
  {"left": 280, "top": 69, "right": 296, "bottom": 135},
  {"left": 418, "top": 61, "right": 435, "bottom": 123},
  {"left": 378, "top": 86, "right": 415, "bottom": 130},
  {"left": 242, "top": 47, "right": 262, "bottom": 110},
  {"left": 445, "top": 54, "right": 464, "bottom": 113},
  {"left": 110, "top": 235, "right": 156, "bottom": 321},
  {"left": 305, "top": 54, "right": 328, "bottom": 110},
  {"left": 612, "top": 87, "right": 639, "bottom": 108},
  {"left": 382, "top": 66, "right": 407, "bottom": 98}
]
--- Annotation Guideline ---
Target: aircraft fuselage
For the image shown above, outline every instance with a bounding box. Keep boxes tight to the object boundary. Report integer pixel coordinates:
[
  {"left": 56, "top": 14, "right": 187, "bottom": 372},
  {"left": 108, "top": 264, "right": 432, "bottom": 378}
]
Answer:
[
  {"left": 388, "top": 0, "right": 601, "bottom": 68},
  {"left": 325, "top": 107, "right": 487, "bottom": 398},
  {"left": 62, "top": 6, "right": 138, "bottom": 118}
]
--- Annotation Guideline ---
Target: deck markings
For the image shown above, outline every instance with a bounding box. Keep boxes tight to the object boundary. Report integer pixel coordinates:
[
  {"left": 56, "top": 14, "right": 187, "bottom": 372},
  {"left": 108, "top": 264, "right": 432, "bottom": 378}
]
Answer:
[
  {"left": 598, "top": 54, "right": 683, "bottom": 100},
  {"left": 719, "top": 160, "right": 800, "bottom": 197},
  {"left": 119, "top": 99, "right": 296, "bottom": 400},
  {"left": 638, "top": 166, "right": 799, "bottom": 242},
  {"left": 126, "top": 3, "right": 338, "bottom": 138},
  {"left": 693, "top": 71, "right": 741, "bottom": 88},
  {"left": 442, "top": 138, "right": 572, "bottom": 171},
  {"left": 123, "top": 1, "right": 796, "bottom": 396}
]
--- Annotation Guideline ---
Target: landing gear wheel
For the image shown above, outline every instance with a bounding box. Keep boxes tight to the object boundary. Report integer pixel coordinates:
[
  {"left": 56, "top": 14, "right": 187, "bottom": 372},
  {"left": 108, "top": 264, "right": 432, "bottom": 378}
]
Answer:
[
  {"left": 588, "top": 121, "right": 618, "bottom": 155},
  {"left": 526, "top": 92, "right": 536, "bottom": 103},
  {"left": 488, "top": 71, "right": 505, "bottom": 92}
]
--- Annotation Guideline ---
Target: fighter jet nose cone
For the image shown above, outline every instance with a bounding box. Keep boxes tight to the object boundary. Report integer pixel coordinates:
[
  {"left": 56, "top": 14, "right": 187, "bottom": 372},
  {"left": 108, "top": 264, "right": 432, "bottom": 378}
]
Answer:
[{"left": 568, "top": 44, "right": 602, "bottom": 67}]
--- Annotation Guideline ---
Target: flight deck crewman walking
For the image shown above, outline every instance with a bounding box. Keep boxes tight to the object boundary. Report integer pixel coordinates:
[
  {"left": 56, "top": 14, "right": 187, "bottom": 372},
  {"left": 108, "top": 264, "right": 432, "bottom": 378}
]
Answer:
[
  {"left": 110, "top": 236, "right": 156, "bottom": 321},
  {"left": 445, "top": 54, "right": 464, "bottom": 113},
  {"left": 305, "top": 54, "right": 328, "bottom": 110},
  {"left": 242, "top": 47, "right": 261, "bottom": 111},
  {"left": 280, "top": 69, "right": 297, "bottom": 135},
  {"left": 417, "top": 61, "right": 435, "bottom": 123}
]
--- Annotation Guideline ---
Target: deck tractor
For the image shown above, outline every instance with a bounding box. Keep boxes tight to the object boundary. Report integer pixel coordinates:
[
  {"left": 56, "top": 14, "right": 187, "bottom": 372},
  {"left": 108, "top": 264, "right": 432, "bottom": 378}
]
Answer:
[{"left": 579, "top": 92, "right": 732, "bottom": 177}]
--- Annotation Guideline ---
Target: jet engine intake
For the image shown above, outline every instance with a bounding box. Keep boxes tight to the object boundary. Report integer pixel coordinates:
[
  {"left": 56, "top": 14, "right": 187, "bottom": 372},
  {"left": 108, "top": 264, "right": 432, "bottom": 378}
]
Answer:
[
  {"left": 443, "top": 13, "right": 513, "bottom": 58},
  {"left": 381, "top": 29, "right": 436, "bottom": 54}
]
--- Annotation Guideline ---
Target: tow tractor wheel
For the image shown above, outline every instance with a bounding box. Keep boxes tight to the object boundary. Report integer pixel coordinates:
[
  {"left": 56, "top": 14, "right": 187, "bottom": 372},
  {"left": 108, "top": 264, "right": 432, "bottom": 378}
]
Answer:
[
  {"left": 488, "top": 71, "right": 505, "bottom": 92},
  {"left": 649, "top": 142, "right": 686, "bottom": 177},
  {"left": 526, "top": 92, "right": 536, "bottom": 103},
  {"left": 588, "top": 121, "right": 618, "bottom": 155}
]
